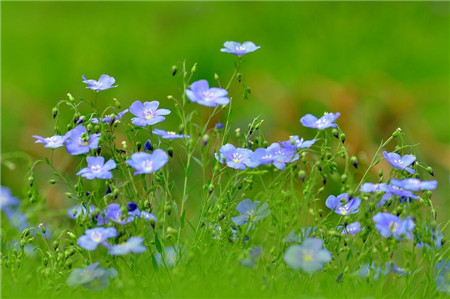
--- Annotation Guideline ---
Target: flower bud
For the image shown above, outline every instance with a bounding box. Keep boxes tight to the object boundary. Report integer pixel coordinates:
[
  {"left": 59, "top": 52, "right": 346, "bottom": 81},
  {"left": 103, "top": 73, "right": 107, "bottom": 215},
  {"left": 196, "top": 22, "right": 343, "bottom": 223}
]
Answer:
[
  {"left": 214, "top": 73, "right": 219, "bottom": 81},
  {"left": 30, "top": 196, "right": 37, "bottom": 204},
  {"left": 298, "top": 170, "right": 306, "bottom": 182},
  {"left": 28, "top": 176, "right": 34, "bottom": 187},
  {"left": 67, "top": 232, "right": 77, "bottom": 239},
  {"left": 52, "top": 107, "right": 59, "bottom": 119},
  {"left": 53, "top": 241, "right": 59, "bottom": 250},
  {"left": 67, "top": 93, "right": 75, "bottom": 102},
  {"left": 65, "top": 192, "right": 72, "bottom": 198},
  {"left": 235, "top": 128, "right": 241, "bottom": 138},
  {"left": 168, "top": 147, "right": 174, "bottom": 158},
  {"left": 136, "top": 141, "right": 142, "bottom": 151},
  {"left": 341, "top": 174, "right": 347, "bottom": 183},
  {"left": 38, "top": 223, "right": 46, "bottom": 234},
  {"left": 49, "top": 179, "right": 56, "bottom": 185},
  {"left": 237, "top": 73, "right": 242, "bottom": 83},
  {"left": 392, "top": 129, "right": 401, "bottom": 137},
  {"left": 340, "top": 133, "right": 346, "bottom": 144},
  {"left": 426, "top": 166, "right": 434, "bottom": 177},
  {"left": 202, "top": 134, "right": 210, "bottom": 147},
  {"left": 350, "top": 156, "right": 358, "bottom": 168},
  {"left": 171, "top": 65, "right": 177, "bottom": 76},
  {"left": 191, "top": 63, "right": 197, "bottom": 73},
  {"left": 22, "top": 228, "right": 31, "bottom": 237},
  {"left": 331, "top": 129, "right": 339, "bottom": 139},
  {"left": 144, "top": 140, "right": 153, "bottom": 152}
]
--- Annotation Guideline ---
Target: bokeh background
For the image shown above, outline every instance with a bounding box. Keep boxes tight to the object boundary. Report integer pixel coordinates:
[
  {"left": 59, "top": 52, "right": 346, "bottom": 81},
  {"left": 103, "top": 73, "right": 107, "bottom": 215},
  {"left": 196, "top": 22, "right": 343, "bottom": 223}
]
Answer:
[{"left": 2, "top": 2, "right": 449, "bottom": 222}]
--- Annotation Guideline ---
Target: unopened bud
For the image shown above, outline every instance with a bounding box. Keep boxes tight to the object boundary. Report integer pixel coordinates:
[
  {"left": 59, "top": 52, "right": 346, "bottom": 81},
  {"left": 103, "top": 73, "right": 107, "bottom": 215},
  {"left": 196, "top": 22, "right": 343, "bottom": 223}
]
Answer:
[
  {"left": 191, "top": 63, "right": 197, "bottom": 73},
  {"left": 168, "top": 147, "right": 174, "bottom": 158},
  {"left": 235, "top": 128, "right": 241, "bottom": 138},
  {"left": 52, "top": 108, "right": 59, "bottom": 119},
  {"left": 298, "top": 170, "right": 306, "bottom": 182},
  {"left": 214, "top": 73, "right": 219, "bottom": 81},
  {"left": 67, "top": 93, "right": 75, "bottom": 102},
  {"left": 426, "top": 167, "right": 434, "bottom": 176},
  {"left": 28, "top": 176, "right": 34, "bottom": 186},
  {"left": 332, "top": 129, "right": 339, "bottom": 139},
  {"left": 38, "top": 223, "right": 46, "bottom": 234},
  {"left": 171, "top": 65, "right": 178, "bottom": 76},
  {"left": 350, "top": 156, "right": 358, "bottom": 168},
  {"left": 67, "top": 232, "right": 77, "bottom": 239},
  {"left": 136, "top": 141, "right": 142, "bottom": 151},
  {"left": 340, "top": 133, "right": 346, "bottom": 144}
]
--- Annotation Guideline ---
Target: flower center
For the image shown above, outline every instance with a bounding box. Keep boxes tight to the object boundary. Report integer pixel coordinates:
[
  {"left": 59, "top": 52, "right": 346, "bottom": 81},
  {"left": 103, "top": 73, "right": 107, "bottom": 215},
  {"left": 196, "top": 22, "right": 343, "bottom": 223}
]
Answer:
[
  {"left": 394, "top": 159, "right": 403, "bottom": 166},
  {"left": 142, "top": 160, "right": 153, "bottom": 172},
  {"left": 202, "top": 91, "right": 215, "bottom": 102},
  {"left": 78, "top": 137, "right": 89, "bottom": 146},
  {"left": 91, "top": 232, "right": 103, "bottom": 243},
  {"left": 167, "top": 131, "right": 176, "bottom": 135},
  {"left": 303, "top": 251, "right": 313, "bottom": 262},
  {"left": 90, "top": 165, "right": 102, "bottom": 173},
  {"left": 144, "top": 109, "right": 154, "bottom": 120},
  {"left": 389, "top": 221, "right": 399, "bottom": 233},
  {"left": 235, "top": 46, "right": 246, "bottom": 51},
  {"left": 232, "top": 152, "right": 242, "bottom": 163}
]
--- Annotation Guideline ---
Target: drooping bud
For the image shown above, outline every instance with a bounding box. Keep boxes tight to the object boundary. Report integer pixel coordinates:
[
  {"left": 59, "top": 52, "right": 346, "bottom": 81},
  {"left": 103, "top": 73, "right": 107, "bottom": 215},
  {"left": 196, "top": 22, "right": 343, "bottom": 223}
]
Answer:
[
  {"left": 52, "top": 107, "right": 59, "bottom": 119},
  {"left": 237, "top": 73, "right": 242, "bottom": 83},
  {"left": 144, "top": 140, "right": 153, "bottom": 152},
  {"left": 49, "top": 179, "right": 56, "bottom": 185},
  {"left": 332, "top": 128, "right": 339, "bottom": 139},
  {"left": 298, "top": 170, "right": 306, "bottom": 182},
  {"left": 171, "top": 65, "right": 177, "bottom": 76},
  {"left": 426, "top": 166, "right": 434, "bottom": 177},
  {"left": 38, "top": 223, "right": 46, "bottom": 234},
  {"left": 235, "top": 128, "right": 241, "bottom": 138},
  {"left": 340, "top": 133, "right": 346, "bottom": 144},
  {"left": 168, "top": 147, "right": 174, "bottom": 158},
  {"left": 28, "top": 176, "right": 34, "bottom": 187},
  {"left": 350, "top": 156, "right": 358, "bottom": 168},
  {"left": 136, "top": 141, "right": 142, "bottom": 152},
  {"left": 214, "top": 73, "right": 219, "bottom": 81},
  {"left": 67, "top": 93, "right": 75, "bottom": 102},
  {"left": 202, "top": 134, "right": 210, "bottom": 147}
]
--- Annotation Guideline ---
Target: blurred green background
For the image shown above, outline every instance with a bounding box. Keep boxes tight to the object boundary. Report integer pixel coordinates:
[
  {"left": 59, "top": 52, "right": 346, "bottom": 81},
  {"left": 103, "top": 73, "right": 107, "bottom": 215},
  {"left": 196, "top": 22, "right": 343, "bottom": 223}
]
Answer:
[{"left": 1, "top": 2, "right": 449, "bottom": 221}]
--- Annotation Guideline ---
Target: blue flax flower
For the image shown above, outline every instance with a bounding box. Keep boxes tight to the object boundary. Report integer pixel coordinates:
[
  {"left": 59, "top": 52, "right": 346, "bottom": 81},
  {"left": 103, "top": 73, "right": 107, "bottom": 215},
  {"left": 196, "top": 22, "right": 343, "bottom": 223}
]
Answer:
[
  {"left": 284, "top": 238, "right": 332, "bottom": 273},
  {"left": 215, "top": 144, "right": 257, "bottom": 170},
  {"left": 108, "top": 237, "right": 147, "bottom": 255},
  {"left": 360, "top": 183, "right": 389, "bottom": 193},
  {"left": 33, "top": 134, "right": 68, "bottom": 149},
  {"left": 416, "top": 227, "right": 443, "bottom": 249},
  {"left": 220, "top": 41, "right": 260, "bottom": 56},
  {"left": 82, "top": 74, "right": 117, "bottom": 92},
  {"left": 241, "top": 246, "right": 262, "bottom": 269},
  {"left": 382, "top": 151, "right": 416, "bottom": 174},
  {"left": 91, "top": 109, "right": 128, "bottom": 124},
  {"left": 96, "top": 203, "right": 135, "bottom": 225},
  {"left": 435, "top": 260, "right": 450, "bottom": 295},
  {"left": 77, "top": 227, "right": 117, "bottom": 250},
  {"left": 0, "top": 187, "right": 19, "bottom": 210},
  {"left": 77, "top": 156, "right": 116, "bottom": 180},
  {"left": 325, "top": 193, "right": 361, "bottom": 216},
  {"left": 66, "top": 262, "right": 117, "bottom": 290},
  {"left": 67, "top": 204, "right": 96, "bottom": 219},
  {"left": 356, "top": 263, "right": 390, "bottom": 280},
  {"left": 252, "top": 143, "right": 299, "bottom": 170},
  {"left": 126, "top": 150, "right": 168, "bottom": 175},
  {"left": 390, "top": 178, "right": 437, "bottom": 191},
  {"left": 300, "top": 112, "right": 340, "bottom": 130},
  {"left": 129, "top": 100, "right": 170, "bottom": 127},
  {"left": 185, "top": 80, "right": 230, "bottom": 107},
  {"left": 153, "top": 129, "right": 189, "bottom": 140},
  {"left": 338, "top": 222, "right": 363, "bottom": 235},
  {"left": 65, "top": 125, "right": 100, "bottom": 155},
  {"left": 231, "top": 199, "right": 270, "bottom": 226},
  {"left": 373, "top": 212, "right": 414, "bottom": 240},
  {"left": 280, "top": 136, "right": 316, "bottom": 151},
  {"left": 155, "top": 246, "right": 183, "bottom": 268}
]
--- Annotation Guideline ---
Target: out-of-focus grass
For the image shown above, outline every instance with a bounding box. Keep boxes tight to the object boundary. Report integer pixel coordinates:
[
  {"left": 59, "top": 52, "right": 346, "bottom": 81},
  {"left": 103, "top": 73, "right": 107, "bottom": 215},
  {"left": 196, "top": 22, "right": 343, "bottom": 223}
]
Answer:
[{"left": 1, "top": 2, "right": 449, "bottom": 220}]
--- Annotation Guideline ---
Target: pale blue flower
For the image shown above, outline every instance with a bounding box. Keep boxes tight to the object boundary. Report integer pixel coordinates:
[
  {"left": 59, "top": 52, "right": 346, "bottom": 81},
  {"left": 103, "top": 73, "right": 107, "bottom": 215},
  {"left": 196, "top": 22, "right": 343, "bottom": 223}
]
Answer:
[
  {"left": 300, "top": 112, "right": 340, "bottom": 130},
  {"left": 66, "top": 262, "right": 117, "bottom": 290},
  {"left": 126, "top": 150, "right": 169, "bottom": 175},
  {"left": 220, "top": 41, "right": 260, "bottom": 56},
  {"left": 129, "top": 100, "right": 170, "bottom": 127},
  {"left": 76, "top": 156, "right": 116, "bottom": 180},
  {"left": 284, "top": 238, "right": 332, "bottom": 273},
  {"left": 108, "top": 237, "right": 147, "bottom": 255},
  {"left": 231, "top": 199, "right": 270, "bottom": 226},
  {"left": 82, "top": 74, "right": 117, "bottom": 92},
  {"left": 185, "top": 80, "right": 230, "bottom": 107},
  {"left": 382, "top": 151, "right": 416, "bottom": 174},
  {"left": 77, "top": 227, "right": 117, "bottom": 250}
]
